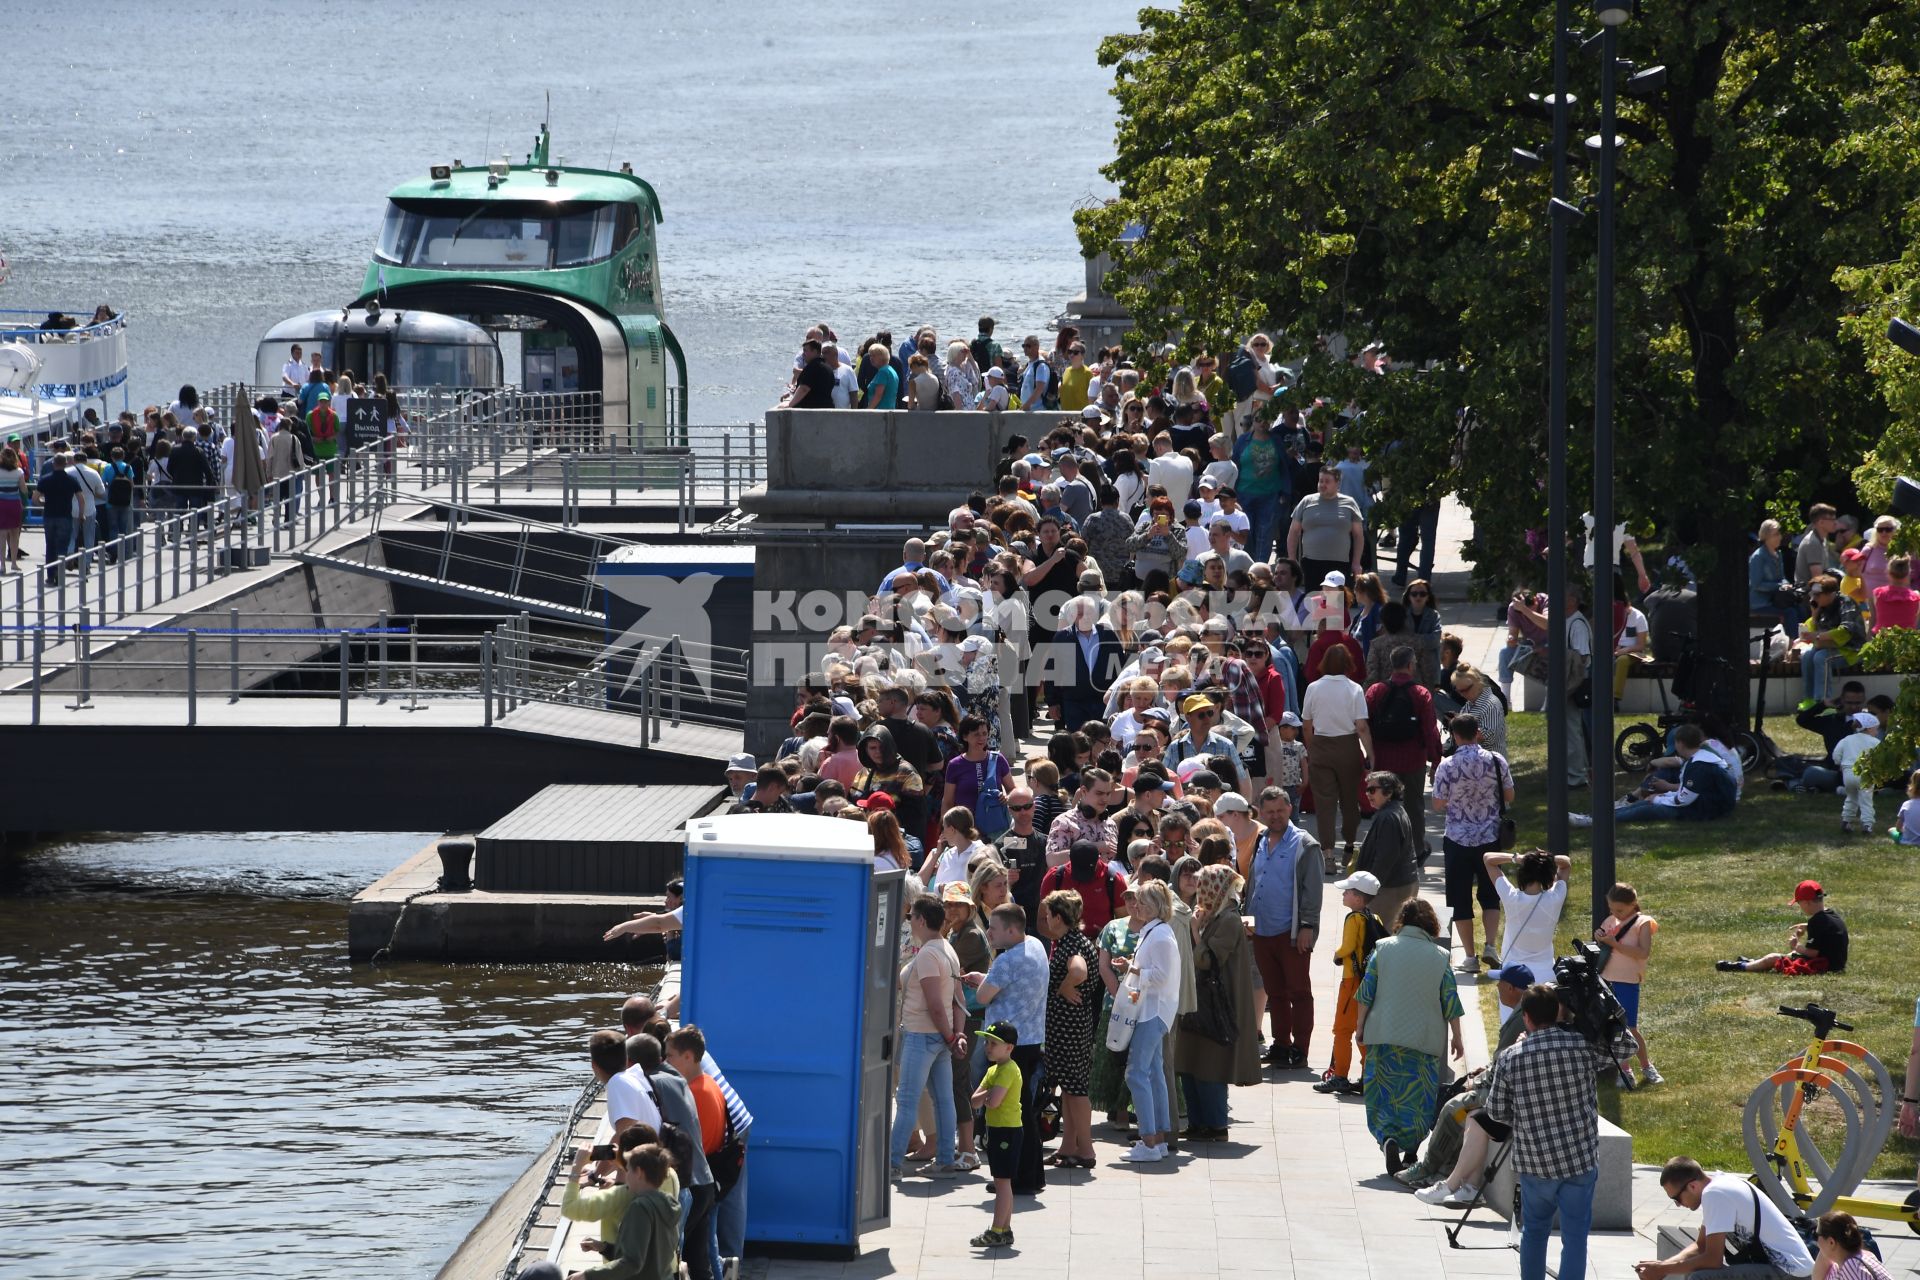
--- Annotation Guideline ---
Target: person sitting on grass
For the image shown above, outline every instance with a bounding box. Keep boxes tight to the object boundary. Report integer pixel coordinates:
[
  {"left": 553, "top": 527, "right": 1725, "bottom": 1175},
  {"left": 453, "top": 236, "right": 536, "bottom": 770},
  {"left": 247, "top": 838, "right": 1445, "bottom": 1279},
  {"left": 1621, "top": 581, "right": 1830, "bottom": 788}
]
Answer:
[
  {"left": 1716, "top": 880, "right": 1848, "bottom": 975},
  {"left": 1573, "top": 724, "right": 1735, "bottom": 827},
  {"left": 1895, "top": 769, "right": 1920, "bottom": 846}
]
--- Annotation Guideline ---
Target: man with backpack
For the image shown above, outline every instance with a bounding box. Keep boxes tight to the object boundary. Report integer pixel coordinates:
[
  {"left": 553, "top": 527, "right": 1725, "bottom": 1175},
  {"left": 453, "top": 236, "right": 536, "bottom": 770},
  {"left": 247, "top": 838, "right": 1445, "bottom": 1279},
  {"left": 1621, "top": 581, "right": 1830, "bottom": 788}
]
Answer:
[
  {"left": 1365, "top": 645, "right": 1444, "bottom": 855},
  {"left": 969, "top": 317, "right": 1002, "bottom": 379},
  {"left": 99, "top": 446, "right": 137, "bottom": 554}
]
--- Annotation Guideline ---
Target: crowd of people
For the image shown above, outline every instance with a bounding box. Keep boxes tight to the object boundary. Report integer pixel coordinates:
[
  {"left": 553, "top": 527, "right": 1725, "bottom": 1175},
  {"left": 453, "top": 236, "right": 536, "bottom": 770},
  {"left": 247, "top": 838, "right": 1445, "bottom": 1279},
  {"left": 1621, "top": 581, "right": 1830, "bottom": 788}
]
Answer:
[
  {"left": 7, "top": 357, "right": 407, "bottom": 577},
  {"left": 704, "top": 323, "right": 1920, "bottom": 1272}
]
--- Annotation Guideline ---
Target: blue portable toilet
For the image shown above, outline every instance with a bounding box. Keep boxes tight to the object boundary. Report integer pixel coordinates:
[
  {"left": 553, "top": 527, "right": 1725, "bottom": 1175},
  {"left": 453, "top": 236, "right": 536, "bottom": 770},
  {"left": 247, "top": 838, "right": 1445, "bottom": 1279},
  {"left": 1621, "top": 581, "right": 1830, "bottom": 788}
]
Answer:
[{"left": 681, "top": 813, "right": 904, "bottom": 1252}]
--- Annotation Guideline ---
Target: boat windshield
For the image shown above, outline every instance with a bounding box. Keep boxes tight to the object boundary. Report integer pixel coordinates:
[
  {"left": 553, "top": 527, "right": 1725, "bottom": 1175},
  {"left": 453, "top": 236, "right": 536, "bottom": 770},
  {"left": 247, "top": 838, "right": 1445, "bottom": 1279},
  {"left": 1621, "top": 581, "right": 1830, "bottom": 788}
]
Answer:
[{"left": 374, "top": 199, "right": 633, "bottom": 270}]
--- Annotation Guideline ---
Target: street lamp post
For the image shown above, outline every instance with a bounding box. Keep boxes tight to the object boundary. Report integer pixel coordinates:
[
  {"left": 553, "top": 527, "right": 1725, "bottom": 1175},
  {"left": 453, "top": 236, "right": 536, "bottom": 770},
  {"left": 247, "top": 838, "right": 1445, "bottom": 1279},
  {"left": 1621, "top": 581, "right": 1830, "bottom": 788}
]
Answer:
[
  {"left": 1545, "top": 0, "right": 1575, "bottom": 857},
  {"left": 1589, "top": 0, "right": 1630, "bottom": 923}
]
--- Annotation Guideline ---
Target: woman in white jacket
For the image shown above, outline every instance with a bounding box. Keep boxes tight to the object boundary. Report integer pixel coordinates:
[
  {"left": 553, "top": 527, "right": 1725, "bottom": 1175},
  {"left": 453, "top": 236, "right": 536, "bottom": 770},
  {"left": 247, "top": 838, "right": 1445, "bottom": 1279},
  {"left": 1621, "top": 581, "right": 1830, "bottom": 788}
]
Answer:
[{"left": 1116, "top": 878, "right": 1183, "bottom": 1162}]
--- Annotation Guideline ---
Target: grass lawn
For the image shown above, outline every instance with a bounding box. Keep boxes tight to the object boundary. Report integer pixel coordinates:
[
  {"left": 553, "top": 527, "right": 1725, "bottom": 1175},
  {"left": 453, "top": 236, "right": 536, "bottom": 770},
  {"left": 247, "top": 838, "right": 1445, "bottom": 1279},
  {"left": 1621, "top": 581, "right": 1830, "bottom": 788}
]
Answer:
[{"left": 1478, "top": 713, "right": 1920, "bottom": 1179}]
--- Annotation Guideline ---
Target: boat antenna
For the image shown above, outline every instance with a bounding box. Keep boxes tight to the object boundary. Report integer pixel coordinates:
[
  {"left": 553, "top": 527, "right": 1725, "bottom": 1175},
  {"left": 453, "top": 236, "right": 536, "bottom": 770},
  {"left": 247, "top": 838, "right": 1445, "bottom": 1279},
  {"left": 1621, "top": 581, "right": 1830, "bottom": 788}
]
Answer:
[
  {"left": 606, "top": 118, "right": 621, "bottom": 170},
  {"left": 482, "top": 113, "right": 493, "bottom": 166}
]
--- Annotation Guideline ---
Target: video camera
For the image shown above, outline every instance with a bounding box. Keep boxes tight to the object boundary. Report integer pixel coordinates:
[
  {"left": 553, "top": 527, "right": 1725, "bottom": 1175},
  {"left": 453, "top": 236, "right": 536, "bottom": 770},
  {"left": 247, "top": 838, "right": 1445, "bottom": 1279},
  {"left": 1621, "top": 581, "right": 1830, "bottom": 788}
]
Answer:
[{"left": 1552, "top": 939, "right": 1630, "bottom": 1059}]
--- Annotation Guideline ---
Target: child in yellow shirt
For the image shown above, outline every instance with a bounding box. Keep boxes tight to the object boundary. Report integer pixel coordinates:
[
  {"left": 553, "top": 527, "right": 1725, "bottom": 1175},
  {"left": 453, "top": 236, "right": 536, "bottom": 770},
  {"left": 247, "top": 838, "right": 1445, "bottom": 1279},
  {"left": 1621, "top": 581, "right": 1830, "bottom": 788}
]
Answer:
[{"left": 1315, "top": 871, "right": 1386, "bottom": 1096}]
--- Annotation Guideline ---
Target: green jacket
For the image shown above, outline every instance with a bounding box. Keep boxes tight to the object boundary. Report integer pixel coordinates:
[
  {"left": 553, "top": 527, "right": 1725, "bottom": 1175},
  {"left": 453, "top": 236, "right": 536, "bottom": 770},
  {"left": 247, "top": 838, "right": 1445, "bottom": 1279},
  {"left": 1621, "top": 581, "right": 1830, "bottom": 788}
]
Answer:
[
  {"left": 582, "top": 1186, "right": 679, "bottom": 1280},
  {"left": 1357, "top": 926, "right": 1461, "bottom": 1060}
]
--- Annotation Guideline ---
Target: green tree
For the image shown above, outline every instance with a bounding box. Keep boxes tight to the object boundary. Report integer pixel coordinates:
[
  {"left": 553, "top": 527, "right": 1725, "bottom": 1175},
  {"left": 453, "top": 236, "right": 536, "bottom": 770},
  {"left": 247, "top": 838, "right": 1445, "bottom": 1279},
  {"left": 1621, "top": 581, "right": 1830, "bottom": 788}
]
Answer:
[{"left": 1080, "top": 0, "right": 1920, "bottom": 722}]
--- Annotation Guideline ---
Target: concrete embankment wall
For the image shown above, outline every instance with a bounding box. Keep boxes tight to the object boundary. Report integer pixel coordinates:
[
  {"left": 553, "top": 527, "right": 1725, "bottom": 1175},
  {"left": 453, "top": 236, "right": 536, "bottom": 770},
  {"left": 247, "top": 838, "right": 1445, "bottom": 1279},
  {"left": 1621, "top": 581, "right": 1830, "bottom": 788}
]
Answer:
[
  {"left": 743, "top": 408, "right": 1031, "bottom": 522},
  {"left": 737, "top": 409, "right": 1031, "bottom": 755},
  {"left": 34, "top": 540, "right": 396, "bottom": 694},
  {"left": 0, "top": 722, "right": 717, "bottom": 832}
]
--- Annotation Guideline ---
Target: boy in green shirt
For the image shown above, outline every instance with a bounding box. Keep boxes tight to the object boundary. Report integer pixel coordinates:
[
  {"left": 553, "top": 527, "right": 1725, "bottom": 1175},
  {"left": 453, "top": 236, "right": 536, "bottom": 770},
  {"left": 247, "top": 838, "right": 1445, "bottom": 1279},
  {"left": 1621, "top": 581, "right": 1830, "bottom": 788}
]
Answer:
[
  {"left": 969, "top": 1022, "right": 1023, "bottom": 1250},
  {"left": 576, "top": 1144, "right": 679, "bottom": 1280}
]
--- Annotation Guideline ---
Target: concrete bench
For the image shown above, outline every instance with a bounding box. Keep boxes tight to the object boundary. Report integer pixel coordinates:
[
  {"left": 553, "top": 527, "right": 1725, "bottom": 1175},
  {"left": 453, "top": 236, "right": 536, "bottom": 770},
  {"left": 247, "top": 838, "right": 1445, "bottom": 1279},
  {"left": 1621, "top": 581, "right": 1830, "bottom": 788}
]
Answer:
[{"left": 1484, "top": 1115, "right": 1633, "bottom": 1231}]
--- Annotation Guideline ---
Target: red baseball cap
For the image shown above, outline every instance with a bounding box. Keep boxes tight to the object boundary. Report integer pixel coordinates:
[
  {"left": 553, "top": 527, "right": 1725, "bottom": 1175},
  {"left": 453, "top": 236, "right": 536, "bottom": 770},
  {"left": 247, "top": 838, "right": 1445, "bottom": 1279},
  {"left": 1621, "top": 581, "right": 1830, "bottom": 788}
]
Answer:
[
  {"left": 857, "top": 792, "right": 896, "bottom": 812},
  {"left": 1790, "top": 880, "right": 1823, "bottom": 903}
]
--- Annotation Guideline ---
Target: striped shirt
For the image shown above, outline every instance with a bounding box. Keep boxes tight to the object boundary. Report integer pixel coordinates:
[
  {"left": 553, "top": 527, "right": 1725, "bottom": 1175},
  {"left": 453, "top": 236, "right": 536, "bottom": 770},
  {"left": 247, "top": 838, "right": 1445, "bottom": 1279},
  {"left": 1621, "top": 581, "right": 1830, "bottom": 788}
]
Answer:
[{"left": 703, "top": 1051, "right": 754, "bottom": 1133}]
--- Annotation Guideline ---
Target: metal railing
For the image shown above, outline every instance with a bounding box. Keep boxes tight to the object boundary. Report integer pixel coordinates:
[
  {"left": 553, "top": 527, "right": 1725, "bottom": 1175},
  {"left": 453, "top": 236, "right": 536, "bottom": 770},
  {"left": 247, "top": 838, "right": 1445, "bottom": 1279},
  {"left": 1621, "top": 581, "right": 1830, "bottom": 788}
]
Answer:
[
  {"left": 352, "top": 492, "right": 643, "bottom": 616},
  {"left": 9, "top": 615, "right": 749, "bottom": 743},
  {"left": 5, "top": 444, "right": 392, "bottom": 664}
]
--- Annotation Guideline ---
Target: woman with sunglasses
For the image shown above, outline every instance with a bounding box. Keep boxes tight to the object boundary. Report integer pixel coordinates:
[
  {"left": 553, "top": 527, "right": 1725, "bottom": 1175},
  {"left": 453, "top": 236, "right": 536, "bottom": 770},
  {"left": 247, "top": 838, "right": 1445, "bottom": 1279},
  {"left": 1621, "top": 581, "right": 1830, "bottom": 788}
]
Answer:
[{"left": 1403, "top": 579, "right": 1444, "bottom": 688}]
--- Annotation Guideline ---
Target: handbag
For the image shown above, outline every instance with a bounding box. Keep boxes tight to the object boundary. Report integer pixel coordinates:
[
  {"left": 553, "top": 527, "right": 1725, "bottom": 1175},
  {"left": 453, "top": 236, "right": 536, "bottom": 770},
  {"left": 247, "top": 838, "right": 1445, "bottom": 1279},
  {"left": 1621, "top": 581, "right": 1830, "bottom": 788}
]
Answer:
[
  {"left": 973, "top": 757, "right": 1011, "bottom": 839},
  {"left": 1105, "top": 972, "right": 1141, "bottom": 1051},
  {"left": 1494, "top": 773, "right": 1517, "bottom": 852},
  {"left": 1179, "top": 950, "right": 1237, "bottom": 1046}
]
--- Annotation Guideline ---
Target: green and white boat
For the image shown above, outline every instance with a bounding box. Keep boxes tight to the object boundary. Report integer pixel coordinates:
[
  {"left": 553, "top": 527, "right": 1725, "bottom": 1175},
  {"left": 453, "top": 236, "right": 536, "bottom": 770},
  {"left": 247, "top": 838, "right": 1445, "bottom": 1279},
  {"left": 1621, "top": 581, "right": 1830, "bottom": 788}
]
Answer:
[{"left": 257, "top": 124, "right": 687, "bottom": 431}]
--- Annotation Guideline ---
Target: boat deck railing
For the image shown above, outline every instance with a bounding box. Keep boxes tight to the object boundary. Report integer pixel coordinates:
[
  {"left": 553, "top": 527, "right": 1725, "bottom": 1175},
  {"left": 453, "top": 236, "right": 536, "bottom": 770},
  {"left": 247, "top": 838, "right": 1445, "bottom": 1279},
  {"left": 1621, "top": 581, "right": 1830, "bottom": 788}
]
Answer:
[{"left": 0, "top": 309, "right": 126, "bottom": 344}]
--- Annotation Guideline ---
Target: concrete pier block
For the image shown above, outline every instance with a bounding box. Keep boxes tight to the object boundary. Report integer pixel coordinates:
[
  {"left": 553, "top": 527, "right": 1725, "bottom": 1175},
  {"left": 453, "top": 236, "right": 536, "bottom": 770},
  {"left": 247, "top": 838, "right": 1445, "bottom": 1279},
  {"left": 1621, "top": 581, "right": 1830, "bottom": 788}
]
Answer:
[{"left": 1485, "top": 1116, "right": 1633, "bottom": 1230}]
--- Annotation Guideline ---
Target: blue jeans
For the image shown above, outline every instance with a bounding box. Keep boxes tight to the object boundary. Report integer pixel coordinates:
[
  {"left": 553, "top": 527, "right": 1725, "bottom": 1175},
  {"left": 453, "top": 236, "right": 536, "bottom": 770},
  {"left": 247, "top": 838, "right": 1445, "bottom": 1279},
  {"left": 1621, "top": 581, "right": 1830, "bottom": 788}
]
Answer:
[
  {"left": 716, "top": 1130, "right": 748, "bottom": 1257},
  {"left": 1180, "top": 1074, "right": 1230, "bottom": 1129},
  {"left": 1614, "top": 799, "right": 1681, "bottom": 823},
  {"left": 44, "top": 516, "right": 73, "bottom": 561},
  {"left": 1244, "top": 493, "right": 1282, "bottom": 563},
  {"left": 1802, "top": 646, "right": 1847, "bottom": 703},
  {"left": 689, "top": 1183, "right": 722, "bottom": 1280},
  {"left": 888, "top": 1030, "right": 956, "bottom": 1167},
  {"left": 1396, "top": 503, "right": 1440, "bottom": 583},
  {"left": 1125, "top": 1016, "right": 1172, "bottom": 1138},
  {"left": 1793, "top": 764, "right": 1840, "bottom": 794},
  {"left": 1518, "top": 1165, "right": 1598, "bottom": 1280},
  {"left": 98, "top": 504, "right": 129, "bottom": 544},
  {"left": 1497, "top": 643, "right": 1523, "bottom": 690}
]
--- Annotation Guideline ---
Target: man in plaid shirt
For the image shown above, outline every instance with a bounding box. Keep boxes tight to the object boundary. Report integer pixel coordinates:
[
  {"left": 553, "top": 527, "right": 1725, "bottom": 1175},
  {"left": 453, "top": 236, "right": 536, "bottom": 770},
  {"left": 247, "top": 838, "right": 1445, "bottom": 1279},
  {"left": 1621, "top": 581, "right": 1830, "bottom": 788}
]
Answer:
[{"left": 1484, "top": 984, "right": 1636, "bottom": 1280}]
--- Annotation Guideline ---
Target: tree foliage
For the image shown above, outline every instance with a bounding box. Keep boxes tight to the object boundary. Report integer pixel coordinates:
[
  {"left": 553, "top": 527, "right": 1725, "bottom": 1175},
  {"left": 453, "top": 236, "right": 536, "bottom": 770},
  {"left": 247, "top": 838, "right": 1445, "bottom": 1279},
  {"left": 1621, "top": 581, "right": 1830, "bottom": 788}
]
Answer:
[{"left": 1080, "top": 0, "right": 1920, "bottom": 719}]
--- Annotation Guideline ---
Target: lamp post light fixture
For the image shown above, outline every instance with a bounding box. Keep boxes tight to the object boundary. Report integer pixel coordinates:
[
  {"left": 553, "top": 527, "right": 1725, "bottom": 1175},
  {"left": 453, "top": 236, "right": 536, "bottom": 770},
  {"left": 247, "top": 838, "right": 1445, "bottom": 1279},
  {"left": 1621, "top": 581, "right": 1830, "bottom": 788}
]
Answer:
[{"left": 1891, "top": 317, "right": 1920, "bottom": 358}]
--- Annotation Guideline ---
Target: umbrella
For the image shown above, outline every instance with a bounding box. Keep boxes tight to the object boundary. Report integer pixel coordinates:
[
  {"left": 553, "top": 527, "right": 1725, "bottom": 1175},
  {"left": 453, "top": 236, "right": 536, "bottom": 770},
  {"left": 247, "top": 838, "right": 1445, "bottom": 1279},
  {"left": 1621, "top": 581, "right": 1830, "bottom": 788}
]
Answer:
[{"left": 232, "top": 386, "right": 265, "bottom": 505}]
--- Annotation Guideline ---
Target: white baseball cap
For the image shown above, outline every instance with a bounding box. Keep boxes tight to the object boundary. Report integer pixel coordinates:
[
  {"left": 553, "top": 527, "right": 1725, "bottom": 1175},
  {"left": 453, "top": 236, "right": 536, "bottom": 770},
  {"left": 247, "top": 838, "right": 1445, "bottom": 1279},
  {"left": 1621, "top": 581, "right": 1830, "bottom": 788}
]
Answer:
[
  {"left": 1851, "top": 711, "right": 1879, "bottom": 732},
  {"left": 1210, "top": 792, "right": 1252, "bottom": 814},
  {"left": 1321, "top": 570, "right": 1347, "bottom": 589},
  {"left": 1334, "top": 870, "right": 1381, "bottom": 896}
]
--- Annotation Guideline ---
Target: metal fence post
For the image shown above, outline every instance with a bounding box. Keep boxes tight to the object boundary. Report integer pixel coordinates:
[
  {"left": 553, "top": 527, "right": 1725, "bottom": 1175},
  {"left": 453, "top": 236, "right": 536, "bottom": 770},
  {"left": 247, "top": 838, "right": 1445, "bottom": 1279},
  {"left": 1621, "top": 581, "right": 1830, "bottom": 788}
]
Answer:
[
  {"left": 639, "top": 657, "right": 651, "bottom": 750},
  {"left": 723, "top": 429, "right": 733, "bottom": 506},
  {"left": 31, "top": 639, "right": 42, "bottom": 726},
  {"left": 378, "top": 608, "right": 390, "bottom": 704},
  {"left": 481, "top": 631, "right": 495, "bottom": 728},
  {"left": 670, "top": 634, "right": 682, "bottom": 727},
  {"left": 229, "top": 606, "right": 241, "bottom": 704},
  {"left": 339, "top": 629, "right": 351, "bottom": 727},
  {"left": 187, "top": 629, "right": 198, "bottom": 727},
  {"left": 76, "top": 622, "right": 91, "bottom": 709}
]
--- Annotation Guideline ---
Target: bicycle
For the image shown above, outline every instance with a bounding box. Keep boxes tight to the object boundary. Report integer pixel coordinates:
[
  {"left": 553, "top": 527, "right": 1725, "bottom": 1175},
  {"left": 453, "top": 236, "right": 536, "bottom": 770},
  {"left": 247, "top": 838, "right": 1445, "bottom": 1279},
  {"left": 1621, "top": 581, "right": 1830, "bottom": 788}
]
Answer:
[
  {"left": 1612, "top": 636, "right": 1758, "bottom": 773},
  {"left": 1742, "top": 1003, "right": 1920, "bottom": 1234}
]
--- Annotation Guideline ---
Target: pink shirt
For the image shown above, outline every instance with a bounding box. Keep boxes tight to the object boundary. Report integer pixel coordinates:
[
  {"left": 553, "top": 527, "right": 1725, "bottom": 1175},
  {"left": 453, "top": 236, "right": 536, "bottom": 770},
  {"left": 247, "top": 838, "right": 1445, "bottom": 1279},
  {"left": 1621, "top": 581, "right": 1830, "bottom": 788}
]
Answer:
[
  {"left": 819, "top": 748, "right": 862, "bottom": 789},
  {"left": 1870, "top": 584, "right": 1919, "bottom": 634}
]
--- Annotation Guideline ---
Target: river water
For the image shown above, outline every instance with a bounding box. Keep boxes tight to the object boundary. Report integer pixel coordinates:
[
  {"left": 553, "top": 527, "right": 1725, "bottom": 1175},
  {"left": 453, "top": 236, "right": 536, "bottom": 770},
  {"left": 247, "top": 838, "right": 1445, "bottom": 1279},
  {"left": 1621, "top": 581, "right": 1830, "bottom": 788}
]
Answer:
[
  {"left": 0, "top": 832, "right": 650, "bottom": 1278},
  {"left": 1, "top": 0, "right": 1129, "bottom": 424}
]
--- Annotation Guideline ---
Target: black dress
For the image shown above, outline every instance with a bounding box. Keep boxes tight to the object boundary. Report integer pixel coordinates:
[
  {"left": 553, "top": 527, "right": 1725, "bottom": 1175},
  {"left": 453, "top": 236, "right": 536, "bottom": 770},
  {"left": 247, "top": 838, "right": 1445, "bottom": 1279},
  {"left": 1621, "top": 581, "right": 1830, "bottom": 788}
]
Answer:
[{"left": 1044, "top": 928, "right": 1102, "bottom": 1096}]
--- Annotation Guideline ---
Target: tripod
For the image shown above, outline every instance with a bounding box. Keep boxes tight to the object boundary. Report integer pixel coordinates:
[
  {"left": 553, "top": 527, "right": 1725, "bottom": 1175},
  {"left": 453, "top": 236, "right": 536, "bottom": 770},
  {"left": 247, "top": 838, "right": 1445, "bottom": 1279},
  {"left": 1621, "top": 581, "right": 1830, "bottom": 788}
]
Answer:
[{"left": 1445, "top": 1136, "right": 1519, "bottom": 1250}]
